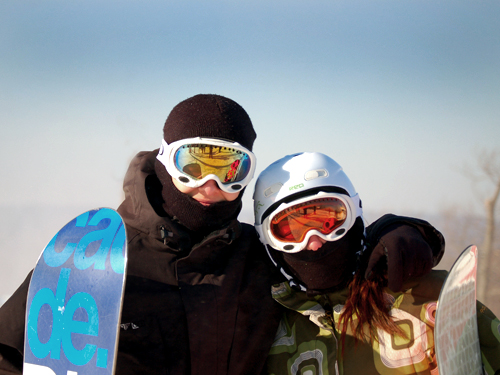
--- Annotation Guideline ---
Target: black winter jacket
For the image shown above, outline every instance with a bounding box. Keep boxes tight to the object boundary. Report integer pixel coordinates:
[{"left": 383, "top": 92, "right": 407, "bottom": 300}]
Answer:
[{"left": 0, "top": 150, "right": 283, "bottom": 375}]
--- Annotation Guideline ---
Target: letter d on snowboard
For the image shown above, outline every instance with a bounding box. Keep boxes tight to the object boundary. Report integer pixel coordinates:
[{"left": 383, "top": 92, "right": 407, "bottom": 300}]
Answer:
[{"left": 23, "top": 208, "right": 128, "bottom": 375}]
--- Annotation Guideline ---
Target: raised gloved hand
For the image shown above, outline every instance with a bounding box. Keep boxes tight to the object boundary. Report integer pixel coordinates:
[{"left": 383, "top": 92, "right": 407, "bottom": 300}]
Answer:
[{"left": 365, "top": 214, "right": 445, "bottom": 292}]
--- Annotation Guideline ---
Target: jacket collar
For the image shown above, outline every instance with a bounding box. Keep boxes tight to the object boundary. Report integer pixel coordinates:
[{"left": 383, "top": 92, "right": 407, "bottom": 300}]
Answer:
[
  {"left": 118, "top": 149, "right": 242, "bottom": 253},
  {"left": 159, "top": 214, "right": 241, "bottom": 253}
]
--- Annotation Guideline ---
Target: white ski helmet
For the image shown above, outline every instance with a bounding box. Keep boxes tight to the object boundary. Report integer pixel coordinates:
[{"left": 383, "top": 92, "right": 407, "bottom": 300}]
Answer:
[{"left": 253, "top": 152, "right": 363, "bottom": 253}]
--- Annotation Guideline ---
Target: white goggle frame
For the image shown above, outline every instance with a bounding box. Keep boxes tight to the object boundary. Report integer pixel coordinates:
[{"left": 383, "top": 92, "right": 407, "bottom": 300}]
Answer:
[
  {"left": 156, "top": 137, "right": 256, "bottom": 193},
  {"left": 255, "top": 191, "right": 362, "bottom": 253}
]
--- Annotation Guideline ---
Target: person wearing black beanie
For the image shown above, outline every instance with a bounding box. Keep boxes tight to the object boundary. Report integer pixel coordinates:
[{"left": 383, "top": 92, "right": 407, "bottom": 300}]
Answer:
[
  {"left": 0, "top": 94, "right": 283, "bottom": 375},
  {"left": 154, "top": 94, "right": 256, "bottom": 236}
]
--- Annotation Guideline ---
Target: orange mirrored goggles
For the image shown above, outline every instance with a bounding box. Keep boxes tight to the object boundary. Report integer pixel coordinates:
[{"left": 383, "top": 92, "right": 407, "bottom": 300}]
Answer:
[{"left": 270, "top": 197, "right": 348, "bottom": 243}]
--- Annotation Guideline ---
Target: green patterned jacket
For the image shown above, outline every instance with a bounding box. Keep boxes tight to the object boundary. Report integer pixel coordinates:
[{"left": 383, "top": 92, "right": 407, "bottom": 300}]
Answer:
[{"left": 265, "top": 270, "right": 500, "bottom": 375}]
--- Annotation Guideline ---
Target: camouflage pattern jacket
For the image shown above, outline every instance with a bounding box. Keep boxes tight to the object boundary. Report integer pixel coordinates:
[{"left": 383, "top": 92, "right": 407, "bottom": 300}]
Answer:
[{"left": 265, "top": 270, "right": 500, "bottom": 375}]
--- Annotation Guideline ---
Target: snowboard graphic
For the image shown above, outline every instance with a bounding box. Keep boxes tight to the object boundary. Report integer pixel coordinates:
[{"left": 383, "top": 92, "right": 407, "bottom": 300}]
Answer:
[
  {"left": 23, "top": 208, "right": 128, "bottom": 375},
  {"left": 435, "top": 245, "right": 482, "bottom": 375}
]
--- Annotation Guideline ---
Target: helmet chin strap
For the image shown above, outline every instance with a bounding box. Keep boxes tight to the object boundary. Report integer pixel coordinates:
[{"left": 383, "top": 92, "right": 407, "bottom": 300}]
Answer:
[{"left": 265, "top": 244, "right": 307, "bottom": 291}]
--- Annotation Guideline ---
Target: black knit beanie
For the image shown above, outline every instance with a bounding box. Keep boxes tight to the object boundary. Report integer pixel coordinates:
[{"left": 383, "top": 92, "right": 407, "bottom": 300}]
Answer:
[
  {"left": 163, "top": 94, "right": 256, "bottom": 149},
  {"left": 155, "top": 94, "right": 256, "bottom": 233}
]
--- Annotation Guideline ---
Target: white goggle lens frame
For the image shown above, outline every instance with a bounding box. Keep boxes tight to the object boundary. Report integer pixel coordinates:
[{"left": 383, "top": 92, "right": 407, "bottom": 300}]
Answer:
[
  {"left": 256, "top": 191, "right": 362, "bottom": 253},
  {"left": 156, "top": 137, "right": 256, "bottom": 193}
]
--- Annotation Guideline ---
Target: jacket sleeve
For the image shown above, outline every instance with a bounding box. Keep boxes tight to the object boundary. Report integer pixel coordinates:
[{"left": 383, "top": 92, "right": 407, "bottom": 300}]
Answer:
[
  {"left": 0, "top": 272, "right": 31, "bottom": 374},
  {"left": 365, "top": 213, "right": 446, "bottom": 292},
  {"left": 476, "top": 300, "right": 500, "bottom": 374}
]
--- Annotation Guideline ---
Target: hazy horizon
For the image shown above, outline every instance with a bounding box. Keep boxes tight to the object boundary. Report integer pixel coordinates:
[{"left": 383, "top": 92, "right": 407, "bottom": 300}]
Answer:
[{"left": 2, "top": 0, "right": 499, "bottom": 302}]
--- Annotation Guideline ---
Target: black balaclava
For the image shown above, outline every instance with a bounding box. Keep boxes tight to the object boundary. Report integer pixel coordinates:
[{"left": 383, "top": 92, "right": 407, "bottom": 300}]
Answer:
[
  {"left": 275, "top": 217, "right": 365, "bottom": 294},
  {"left": 154, "top": 94, "right": 256, "bottom": 234}
]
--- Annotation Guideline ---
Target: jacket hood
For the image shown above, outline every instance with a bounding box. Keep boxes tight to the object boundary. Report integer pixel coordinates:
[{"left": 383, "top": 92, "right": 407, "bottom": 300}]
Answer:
[{"left": 117, "top": 150, "right": 167, "bottom": 241}]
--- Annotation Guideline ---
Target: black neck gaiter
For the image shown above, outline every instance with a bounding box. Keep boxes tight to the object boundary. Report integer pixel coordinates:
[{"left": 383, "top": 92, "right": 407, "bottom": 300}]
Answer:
[
  {"left": 279, "top": 217, "right": 365, "bottom": 293},
  {"left": 155, "top": 159, "right": 242, "bottom": 234}
]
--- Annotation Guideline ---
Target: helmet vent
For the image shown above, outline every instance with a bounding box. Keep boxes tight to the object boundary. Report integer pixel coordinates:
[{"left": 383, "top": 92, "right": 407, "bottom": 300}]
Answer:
[
  {"left": 304, "top": 169, "right": 328, "bottom": 181},
  {"left": 264, "top": 183, "right": 283, "bottom": 198}
]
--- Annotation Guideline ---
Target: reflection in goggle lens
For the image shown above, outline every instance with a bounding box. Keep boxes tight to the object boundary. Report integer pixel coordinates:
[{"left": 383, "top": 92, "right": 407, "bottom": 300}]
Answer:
[
  {"left": 174, "top": 144, "right": 251, "bottom": 184},
  {"left": 270, "top": 198, "right": 347, "bottom": 243}
]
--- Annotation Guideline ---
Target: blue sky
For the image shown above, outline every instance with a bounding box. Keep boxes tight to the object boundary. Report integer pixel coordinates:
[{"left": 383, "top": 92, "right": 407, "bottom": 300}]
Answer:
[{"left": 1, "top": 0, "right": 499, "bottom": 297}]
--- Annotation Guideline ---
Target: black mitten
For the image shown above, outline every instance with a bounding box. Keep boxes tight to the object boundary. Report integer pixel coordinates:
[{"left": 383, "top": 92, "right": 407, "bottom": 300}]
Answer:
[{"left": 365, "top": 214, "right": 445, "bottom": 292}]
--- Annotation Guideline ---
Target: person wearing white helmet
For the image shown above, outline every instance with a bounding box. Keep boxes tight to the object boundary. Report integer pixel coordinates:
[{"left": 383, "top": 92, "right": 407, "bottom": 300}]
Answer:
[
  {"left": 254, "top": 152, "right": 365, "bottom": 292},
  {"left": 254, "top": 152, "right": 500, "bottom": 374}
]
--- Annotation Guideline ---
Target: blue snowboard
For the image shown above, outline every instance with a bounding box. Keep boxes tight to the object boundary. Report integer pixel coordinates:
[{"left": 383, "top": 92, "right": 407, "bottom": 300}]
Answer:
[{"left": 23, "top": 208, "right": 128, "bottom": 375}]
